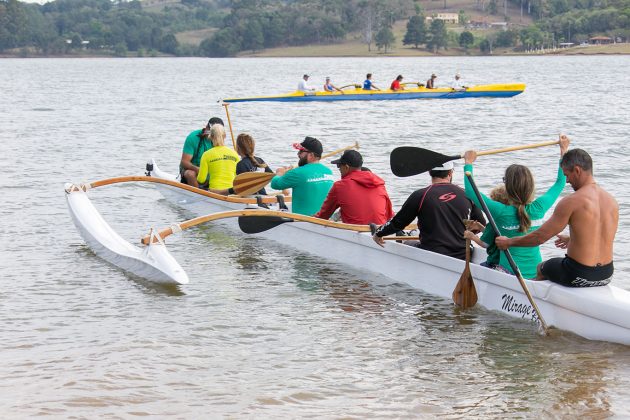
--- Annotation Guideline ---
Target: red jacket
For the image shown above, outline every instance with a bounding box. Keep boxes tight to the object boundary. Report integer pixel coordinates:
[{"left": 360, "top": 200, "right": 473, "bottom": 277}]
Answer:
[{"left": 314, "top": 170, "right": 394, "bottom": 225}]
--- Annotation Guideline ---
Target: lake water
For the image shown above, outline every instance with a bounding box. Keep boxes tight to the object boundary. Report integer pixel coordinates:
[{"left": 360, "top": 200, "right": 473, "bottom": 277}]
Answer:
[{"left": 1, "top": 56, "right": 630, "bottom": 417}]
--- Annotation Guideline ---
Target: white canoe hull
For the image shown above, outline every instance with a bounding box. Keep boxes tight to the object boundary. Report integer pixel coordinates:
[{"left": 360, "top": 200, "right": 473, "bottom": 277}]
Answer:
[
  {"left": 146, "top": 161, "right": 630, "bottom": 345},
  {"left": 65, "top": 184, "right": 189, "bottom": 285}
]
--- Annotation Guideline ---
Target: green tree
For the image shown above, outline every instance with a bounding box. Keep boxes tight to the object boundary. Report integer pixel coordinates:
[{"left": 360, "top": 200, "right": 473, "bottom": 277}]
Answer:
[
  {"left": 375, "top": 25, "right": 395, "bottom": 53},
  {"left": 200, "top": 28, "right": 241, "bottom": 57},
  {"left": 403, "top": 14, "right": 426, "bottom": 48},
  {"left": 495, "top": 29, "right": 519, "bottom": 47},
  {"left": 459, "top": 30, "right": 474, "bottom": 49},
  {"left": 241, "top": 18, "right": 264, "bottom": 52},
  {"left": 426, "top": 18, "right": 448, "bottom": 52},
  {"left": 458, "top": 9, "right": 467, "bottom": 25}
]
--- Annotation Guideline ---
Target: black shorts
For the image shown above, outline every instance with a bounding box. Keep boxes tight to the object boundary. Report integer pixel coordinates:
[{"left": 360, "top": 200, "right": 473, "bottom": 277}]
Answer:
[{"left": 540, "top": 256, "right": 613, "bottom": 288}]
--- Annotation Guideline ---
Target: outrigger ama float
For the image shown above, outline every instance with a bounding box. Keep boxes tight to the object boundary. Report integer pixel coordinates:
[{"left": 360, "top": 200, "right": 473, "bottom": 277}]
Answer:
[
  {"left": 223, "top": 83, "right": 526, "bottom": 103},
  {"left": 64, "top": 155, "right": 630, "bottom": 346}
]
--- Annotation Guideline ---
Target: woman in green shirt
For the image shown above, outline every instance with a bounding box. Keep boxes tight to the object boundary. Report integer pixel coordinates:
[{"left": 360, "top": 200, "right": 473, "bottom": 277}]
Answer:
[{"left": 463, "top": 137, "right": 570, "bottom": 278}]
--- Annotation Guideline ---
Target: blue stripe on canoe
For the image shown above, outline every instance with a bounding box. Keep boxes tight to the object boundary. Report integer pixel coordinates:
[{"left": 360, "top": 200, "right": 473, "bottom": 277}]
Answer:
[{"left": 223, "top": 90, "right": 524, "bottom": 103}]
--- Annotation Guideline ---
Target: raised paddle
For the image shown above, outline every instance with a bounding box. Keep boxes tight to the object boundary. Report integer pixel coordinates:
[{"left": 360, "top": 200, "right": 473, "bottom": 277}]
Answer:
[
  {"left": 452, "top": 238, "right": 478, "bottom": 308},
  {"left": 390, "top": 140, "right": 560, "bottom": 177},
  {"left": 465, "top": 171, "right": 549, "bottom": 334},
  {"left": 222, "top": 102, "right": 237, "bottom": 149},
  {"left": 321, "top": 141, "right": 360, "bottom": 160}
]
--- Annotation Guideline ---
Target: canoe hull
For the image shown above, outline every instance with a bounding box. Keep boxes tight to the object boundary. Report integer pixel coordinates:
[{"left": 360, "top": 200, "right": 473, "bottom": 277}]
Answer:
[
  {"left": 224, "top": 83, "right": 526, "bottom": 103},
  {"left": 146, "top": 162, "right": 630, "bottom": 346}
]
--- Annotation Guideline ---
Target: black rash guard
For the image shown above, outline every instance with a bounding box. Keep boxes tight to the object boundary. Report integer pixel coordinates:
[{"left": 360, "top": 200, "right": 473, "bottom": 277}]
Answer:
[{"left": 376, "top": 183, "right": 485, "bottom": 260}]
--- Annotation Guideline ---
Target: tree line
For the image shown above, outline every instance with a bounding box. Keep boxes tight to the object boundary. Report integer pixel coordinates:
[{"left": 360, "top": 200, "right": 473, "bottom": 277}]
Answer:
[{"left": 1, "top": 0, "right": 628, "bottom": 57}]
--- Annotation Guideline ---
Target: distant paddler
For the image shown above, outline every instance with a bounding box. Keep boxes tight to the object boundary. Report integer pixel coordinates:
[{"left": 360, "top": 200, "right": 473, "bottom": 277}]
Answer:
[
  {"left": 495, "top": 147, "right": 618, "bottom": 287},
  {"left": 323, "top": 77, "right": 344, "bottom": 94},
  {"left": 362, "top": 73, "right": 381, "bottom": 91},
  {"left": 297, "top": 74, "right": 316, "bottom": 94},
  {"left": 450, "top": 73, "right": 467, "bottom": 91},
  {"left": 390, "top": 75, "right": 405, "bottom": 91}
]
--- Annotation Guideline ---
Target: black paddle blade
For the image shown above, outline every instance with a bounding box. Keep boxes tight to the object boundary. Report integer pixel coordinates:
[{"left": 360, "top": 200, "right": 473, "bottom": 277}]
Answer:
[
  {"left": 390, "top": 146, "right": 460, "bottom": 177},
  {"left": 238, "top": 215, "right": 293, "bottom": 234}
]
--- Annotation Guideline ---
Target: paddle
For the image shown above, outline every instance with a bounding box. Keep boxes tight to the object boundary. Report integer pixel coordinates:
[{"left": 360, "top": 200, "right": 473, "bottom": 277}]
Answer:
[
  {"left": 465, "top": 171, "right": 549, "bottom": 334},
  {"left": 390, "top": 140, "right": 560, "bottom": 177},
  {"left": 222, "top": 103, "right": 237, "bottom": 149},
  {"left": 231, "top": 172, "right": 276, "bottom": 196},
  {"left": 321, "top": 141, "right": 360, "bottom": 160},
  {"left": 238, "top": 214, "right": 417, "bottom": 235},
  {"left": 452, "top": 238, "right": 478, "bottom": 308}
]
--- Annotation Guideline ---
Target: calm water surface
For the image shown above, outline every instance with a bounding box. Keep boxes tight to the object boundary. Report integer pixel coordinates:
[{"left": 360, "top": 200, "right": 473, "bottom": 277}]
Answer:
[{"left": 1, "top": 56, "right": 630, "bottom": 418}]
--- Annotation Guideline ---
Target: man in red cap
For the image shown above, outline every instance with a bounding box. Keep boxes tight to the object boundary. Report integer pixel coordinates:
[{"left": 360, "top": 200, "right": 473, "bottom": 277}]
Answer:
[
  {"left": 314, "top": 150, "right": 394, "bottom": 225},
  {"left": 270, "top": 137, "right": 334, "bottom": 215}
]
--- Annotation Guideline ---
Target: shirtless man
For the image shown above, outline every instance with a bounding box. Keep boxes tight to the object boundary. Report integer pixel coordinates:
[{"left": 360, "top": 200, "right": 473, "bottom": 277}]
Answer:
[{"left": 495, "top": 148, "right": 618, "bottom": 287}]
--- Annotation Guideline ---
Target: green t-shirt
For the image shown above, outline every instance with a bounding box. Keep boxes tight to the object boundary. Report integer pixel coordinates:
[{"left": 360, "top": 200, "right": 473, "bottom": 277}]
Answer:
[
  {"left": 480, "top": 225, "right": 499, "bottom": 265},
  {"left": 270, "top": 163, "right": 334, "bottom": 216},
  {"left": 182, "top": 129, "right": 213, "bottom": 168},
  {"left": 464, "top": 161, "right": 566, "bottom": 279}
]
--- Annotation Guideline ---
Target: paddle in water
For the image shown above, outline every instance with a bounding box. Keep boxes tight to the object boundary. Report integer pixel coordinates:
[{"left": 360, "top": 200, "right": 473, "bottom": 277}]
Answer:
[
  {"left": 465, "top": 171, "right": 549, "bottom": 335},
  {"left": 452, "top": 238, "right": 478, "bottom": 308},
  {"left": 390, "top": 140, "right": 560, "bottom": 177}
]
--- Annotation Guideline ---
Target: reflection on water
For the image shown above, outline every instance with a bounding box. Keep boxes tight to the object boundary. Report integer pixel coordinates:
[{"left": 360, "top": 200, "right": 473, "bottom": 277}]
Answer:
[{"left": 1, "top": 56, "right": 630, "bottom": 417}]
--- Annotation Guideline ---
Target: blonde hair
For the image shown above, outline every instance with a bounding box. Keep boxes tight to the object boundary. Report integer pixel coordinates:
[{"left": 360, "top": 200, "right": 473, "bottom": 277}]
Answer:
[
  {"left": 210, "top": 124, "right": 226, "bottom": 147},
  {"left": 489, "top": 184, "right": 509, "bottom": 205},
  {"left": 236, "top": 133, "right": 267, "bottom": 169},
  {"left": 504, "top": 164, "right": 535, "bottom": 233}
]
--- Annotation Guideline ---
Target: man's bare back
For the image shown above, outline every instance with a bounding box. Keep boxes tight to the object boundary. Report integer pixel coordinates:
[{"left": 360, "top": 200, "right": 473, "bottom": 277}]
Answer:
[{"left": 561, "top": 183, "right": 618, "bottom": 266}]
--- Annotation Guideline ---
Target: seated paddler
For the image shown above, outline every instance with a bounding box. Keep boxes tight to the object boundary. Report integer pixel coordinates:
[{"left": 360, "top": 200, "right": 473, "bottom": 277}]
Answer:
[
  {"left": 196, "top": 124, "right": 239, "bottom": 190},
  {"left": 372, "top": 161, "right": 485, "bottom": 260},
  {"left": 314, "top": 150, "right": 394, "bottom": 225},
  {"left": 270, "top": 137, "right": 334, "bottom": 216}
]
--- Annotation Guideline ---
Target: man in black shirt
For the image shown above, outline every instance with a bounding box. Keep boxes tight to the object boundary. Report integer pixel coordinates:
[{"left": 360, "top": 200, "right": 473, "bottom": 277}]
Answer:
[{"left": 372, "top": 161, "right": 485, "bottom": 260}]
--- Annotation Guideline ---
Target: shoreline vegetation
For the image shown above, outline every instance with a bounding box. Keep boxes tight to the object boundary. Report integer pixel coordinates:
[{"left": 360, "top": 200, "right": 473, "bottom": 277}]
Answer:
[
  {"left": 2, "top": 42, "right": 628, "bottom": 58},
  {"left": 2, "top": 0, "right": 629, "bottom": 59}
]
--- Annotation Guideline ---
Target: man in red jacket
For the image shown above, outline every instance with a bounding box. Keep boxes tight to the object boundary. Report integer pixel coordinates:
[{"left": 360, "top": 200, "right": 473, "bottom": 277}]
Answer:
[{"left": 314, "top": 150, "right": 394, "bottom": 225}]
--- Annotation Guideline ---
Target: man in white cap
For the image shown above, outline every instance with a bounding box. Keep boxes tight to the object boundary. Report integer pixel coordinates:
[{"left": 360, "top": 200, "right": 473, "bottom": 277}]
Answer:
[
  {"left": 373, "top": 160, "right": 485, "bottom": 260},
  {"left": 450, "top": 73, "right": 467, "bottom": 91},
  {"left": 297, "top": 74, "right": 316, "bottom": 94}
]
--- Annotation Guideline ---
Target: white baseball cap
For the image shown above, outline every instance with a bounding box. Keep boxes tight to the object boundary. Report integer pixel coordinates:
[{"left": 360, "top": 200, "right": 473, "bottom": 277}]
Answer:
[{"left": 431, "top": 161, "right": 454, "bottom": 171}]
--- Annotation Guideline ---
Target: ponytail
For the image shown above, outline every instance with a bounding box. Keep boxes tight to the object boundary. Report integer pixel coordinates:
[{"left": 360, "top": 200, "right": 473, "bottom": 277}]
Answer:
[{"left": 237, "top": 133, "right": 267, "bottom": 169}]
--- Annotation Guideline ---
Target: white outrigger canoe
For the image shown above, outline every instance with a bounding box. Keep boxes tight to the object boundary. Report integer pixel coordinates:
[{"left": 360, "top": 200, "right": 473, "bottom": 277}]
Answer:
[{"left": 64, "top": 160, "right": 630, "bottom": 346}]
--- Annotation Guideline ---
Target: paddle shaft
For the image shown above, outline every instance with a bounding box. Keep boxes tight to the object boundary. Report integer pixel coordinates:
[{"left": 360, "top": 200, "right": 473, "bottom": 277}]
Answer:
[
  {"left": 471, "top": 140, "right": 559, "bottom": 158},
  {"left": 465, "top": 172, "right": 549, "bottom": 333},
  {"left": 321, "top": 141, "right": 360, "bottom": 160},
  {"left": 222, "top": 103, "right": 237, "bottom": 149}
]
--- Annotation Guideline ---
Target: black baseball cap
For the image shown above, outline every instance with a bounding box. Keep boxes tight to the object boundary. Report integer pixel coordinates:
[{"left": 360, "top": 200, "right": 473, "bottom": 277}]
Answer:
[
  {"left": 331, "top": 150, "right": 363, "bottom": 168},
  {"left": 292, "top": 136, "right": 323, "bottom": 157},
  {"left": 207, "top": 117, "right": 224, "bottom": 127}
]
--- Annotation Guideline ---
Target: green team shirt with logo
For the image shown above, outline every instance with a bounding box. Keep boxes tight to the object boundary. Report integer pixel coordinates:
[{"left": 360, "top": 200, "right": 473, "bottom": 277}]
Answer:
[
  {"left": 271, "top": 163, "right": 334, "bottom": 215},
  {"left": 182, "top": 129, "right": 213, "bottom": 168}
]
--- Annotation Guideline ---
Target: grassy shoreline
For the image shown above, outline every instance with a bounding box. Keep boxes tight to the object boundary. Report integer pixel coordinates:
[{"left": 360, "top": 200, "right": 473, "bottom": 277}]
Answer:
[{"left": 2, "top": 43, "right": 628, "bottom": 59}]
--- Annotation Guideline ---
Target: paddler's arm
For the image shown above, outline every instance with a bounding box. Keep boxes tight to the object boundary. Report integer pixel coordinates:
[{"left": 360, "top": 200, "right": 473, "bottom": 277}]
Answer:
[
  {"left": 180, "top": 153, "right": 197, "bottom": 172},
  {"left": 270, "top": 166, "right": 299, "bottom": 190},
  {"left": 373, "top": 190, "right": 422, "bottom": 247},
  {"left": 495, "top": 197, "right": 572, "bottom": 250},
  {"left": 313, "top": 184, "right": 339, "bottom": 220}
]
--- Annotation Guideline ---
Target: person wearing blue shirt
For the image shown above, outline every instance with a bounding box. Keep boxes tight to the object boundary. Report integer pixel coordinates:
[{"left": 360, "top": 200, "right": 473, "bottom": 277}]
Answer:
[{"left": 363, "top": 73, "right": 381, "bottom": 91}]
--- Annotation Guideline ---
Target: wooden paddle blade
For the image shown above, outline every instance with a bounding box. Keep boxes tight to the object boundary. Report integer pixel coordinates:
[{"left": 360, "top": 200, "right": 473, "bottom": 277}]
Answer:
[
  {"left": 452, "top": 266, "right": 478, "bottom": 308},
  {"left": 390, "top": 147, "right": 460, "bottom": 177},
  {"left": 232, "top": 172, "right": 275, "bottom": 196},
  {"left": 238, "top": 215, "right": 293, "bottom": 234}
]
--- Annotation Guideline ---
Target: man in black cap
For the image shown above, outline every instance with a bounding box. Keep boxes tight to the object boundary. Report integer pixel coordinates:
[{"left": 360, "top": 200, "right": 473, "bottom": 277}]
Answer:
[
  {"left": 270, "top": 136, "right": 334, "bottom": 215},
  {"left": 180, "top": 117, "right": 224, "bottom": 187},
  {"left": 314, "top": 150, "right": 394, "bottom": 225}
]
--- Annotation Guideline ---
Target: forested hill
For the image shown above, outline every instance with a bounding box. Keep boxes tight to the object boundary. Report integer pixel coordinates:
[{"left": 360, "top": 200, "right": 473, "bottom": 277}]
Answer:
[{"left": 1, "top": 0, "right": 629, "bottom": 57}]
